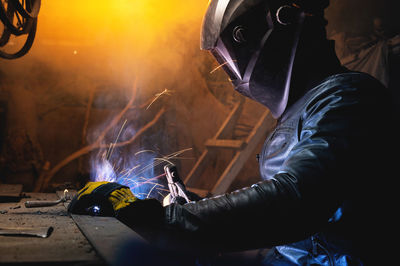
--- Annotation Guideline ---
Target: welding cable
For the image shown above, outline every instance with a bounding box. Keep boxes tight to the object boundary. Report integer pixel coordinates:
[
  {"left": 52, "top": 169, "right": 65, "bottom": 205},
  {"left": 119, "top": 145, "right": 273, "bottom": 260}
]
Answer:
[
  {"left": 0, "top": 27, "right": 10, "bottom": 47},
  {"left": 9, "top": 0, "right": 41, "bottom": 19},
  {"left": 0, "top": 2, "right": 13, "bottom": 47},
  {"left": 0, "top": 17, "right": 37, "bottom": 59},
  {"left": 0, "top": 0, "right": 34, "bottom": 36}
]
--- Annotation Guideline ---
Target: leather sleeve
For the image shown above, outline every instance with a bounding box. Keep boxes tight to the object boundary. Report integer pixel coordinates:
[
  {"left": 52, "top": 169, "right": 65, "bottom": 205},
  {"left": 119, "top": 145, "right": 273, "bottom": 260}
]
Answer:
[{"left": 163, "top": 75, "right": 387, "bottom": 252}]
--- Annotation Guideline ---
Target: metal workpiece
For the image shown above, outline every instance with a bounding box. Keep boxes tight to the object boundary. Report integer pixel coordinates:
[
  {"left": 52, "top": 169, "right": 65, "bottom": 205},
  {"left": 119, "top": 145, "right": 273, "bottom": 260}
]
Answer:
[
  {"left": 0, "top": 226, "right": 53, "bottom": 238},
  {"left": 25, "top": 189, "right": 71, "bottom": 208}
]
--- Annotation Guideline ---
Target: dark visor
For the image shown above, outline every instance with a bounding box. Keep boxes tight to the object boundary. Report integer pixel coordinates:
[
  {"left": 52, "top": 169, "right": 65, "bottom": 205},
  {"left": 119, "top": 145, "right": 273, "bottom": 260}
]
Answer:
[{"left": 211, "top": 39, "right": 242, "bottom": 82}]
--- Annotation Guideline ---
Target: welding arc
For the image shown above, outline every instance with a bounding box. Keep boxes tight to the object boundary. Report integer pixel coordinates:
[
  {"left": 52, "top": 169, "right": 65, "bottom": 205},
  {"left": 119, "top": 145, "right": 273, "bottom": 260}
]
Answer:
[
  {"left": 115, "top": 149, "right": 192, "bottom": 198},
  {"left": 134, "top": 150, "right": 157, "bottom": 156}
]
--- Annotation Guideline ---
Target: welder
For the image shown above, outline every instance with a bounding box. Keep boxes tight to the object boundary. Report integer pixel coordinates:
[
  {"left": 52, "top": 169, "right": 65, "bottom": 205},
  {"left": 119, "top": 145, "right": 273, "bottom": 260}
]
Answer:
[{"left": 69, "top": 0, "right": 396, "bottom": 265}]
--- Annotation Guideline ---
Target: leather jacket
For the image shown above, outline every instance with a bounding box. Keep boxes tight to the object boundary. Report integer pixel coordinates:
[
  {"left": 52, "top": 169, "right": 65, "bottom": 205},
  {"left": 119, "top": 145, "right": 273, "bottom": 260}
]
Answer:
[{"left": 163, "top": 72, "right": 394, "bottom": 265}]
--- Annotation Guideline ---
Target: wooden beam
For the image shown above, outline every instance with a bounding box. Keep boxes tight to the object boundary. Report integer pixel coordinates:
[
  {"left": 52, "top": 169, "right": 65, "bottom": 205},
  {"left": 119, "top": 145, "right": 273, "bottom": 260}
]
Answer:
[
  {"left": 213, "top": 99, "right": 244, "bottom": 139},
  {"left": 70, "top": 214, "right": 147, "bottom": 265},
  {"left": 211, "top": 110, "right": 273, "bottom": 195},
  {"left": 184, "top": 100, "right": 244, "bottom": 187},
  {"left": 186, "top": 187, "right": 211, "bottom": 198},
  {"left": 58, "top": 191, "right": 147, "bottom": 265},
  {"left": 184, "top": 149, "right": 216, "bottom": 187},
  {"left": 205, "top": 139, "right": 246, "bottom": 150}
]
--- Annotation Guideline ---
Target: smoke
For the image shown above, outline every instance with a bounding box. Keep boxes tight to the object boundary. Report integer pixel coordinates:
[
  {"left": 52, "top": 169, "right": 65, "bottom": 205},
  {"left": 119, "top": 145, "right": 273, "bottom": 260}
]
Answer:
[
  {"left": 0, "top": 0, "right": 215, "bottom": 192},
  {"left": 67, "top": 0, "right": 210, "bottom": 200},
  {"left": 88, "top": 115, "right": 166, "bottom": 200},
  {"left": 27, "top": 0, "right": 208, "bottom": 89}
]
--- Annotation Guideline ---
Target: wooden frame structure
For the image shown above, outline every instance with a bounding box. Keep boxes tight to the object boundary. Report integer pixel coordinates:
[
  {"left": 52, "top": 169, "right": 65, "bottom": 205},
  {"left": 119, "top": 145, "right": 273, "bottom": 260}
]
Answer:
[{"left": 184, "top": 100, "right": 272, "bottom": 196}]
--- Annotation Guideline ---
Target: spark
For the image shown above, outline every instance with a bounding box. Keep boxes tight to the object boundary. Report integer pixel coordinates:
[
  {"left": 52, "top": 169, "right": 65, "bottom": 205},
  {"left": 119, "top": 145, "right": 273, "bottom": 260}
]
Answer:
[
  {"left": 135, "top": 180, "right": 165, "bottom": 187},
  {"left": 135, "top": 176, "right": 148, "bottom": 181},
  {"left": 146, "top": 183, "right": 159, "bottom": 198},
  {"left": 210, "top": 60, "right": 237, "bottom": 74},
  {"left": 168, "top": 148, "right": 193, "bottom": 157},
  {"left": 129, "top": 173, "right": 167, "bottom": 190},
  {"left": 119, "top": 164, "right": 140, "bottom": 177},
  {"left": 133, "top": 148, "right": 193, "bottom": 177},
  {"left": 169, "top": 156, "right": 195, "bottom": 160},
  {"left": 154, "top": 157, "right": 175, "bottom": 165},
  {"left": 134, "top": 150, "right": 157, "bottom": 156},
  {"left": 157, "top": 191, "right": 165, "bottom": 198},
  {"left": 106, "top": 119, "right": 128, "bottom": 160},
  {"left": 146, "top": 89, "right": 174, "bottom": 110},
  {"left": 96, "top": 148, "right": 193, "bottom": 199},
  {"left": 156, "top": 188, "right": 170, "bottom": 192},
  {"left": 122, "top": 148, "right": 192, "bottom": 197}
]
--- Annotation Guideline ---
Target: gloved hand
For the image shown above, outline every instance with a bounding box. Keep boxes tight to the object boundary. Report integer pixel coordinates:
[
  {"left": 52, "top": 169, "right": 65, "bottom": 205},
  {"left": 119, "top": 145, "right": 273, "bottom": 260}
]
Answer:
[
  {"left": 68, "top": 181, "right": 137, "bottom": 216},
  {"left": 68, "top": 181, "right": 164, "bottom": 227}
]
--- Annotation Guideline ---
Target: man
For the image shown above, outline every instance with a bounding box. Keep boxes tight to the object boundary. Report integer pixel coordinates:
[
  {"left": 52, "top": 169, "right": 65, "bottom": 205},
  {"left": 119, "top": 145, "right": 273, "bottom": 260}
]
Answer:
[{"left": 69, "top": 0, "right": 395, "bottom": 265}]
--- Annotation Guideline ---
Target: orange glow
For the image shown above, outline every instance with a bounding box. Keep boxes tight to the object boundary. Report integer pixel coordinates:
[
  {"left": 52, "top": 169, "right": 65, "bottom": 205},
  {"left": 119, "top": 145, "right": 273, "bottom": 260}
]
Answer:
[
  {"left": 37, "top": 0, "right": 207, "bottom": 52},
  {"left": 3, "top": 0, "right": 210, "bottom": 95}
]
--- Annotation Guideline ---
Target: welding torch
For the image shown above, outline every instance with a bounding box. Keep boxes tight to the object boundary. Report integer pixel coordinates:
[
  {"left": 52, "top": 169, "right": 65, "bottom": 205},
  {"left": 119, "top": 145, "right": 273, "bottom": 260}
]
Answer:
[{"left": 164, "top": 165, "right": 191, "bottom": 205}]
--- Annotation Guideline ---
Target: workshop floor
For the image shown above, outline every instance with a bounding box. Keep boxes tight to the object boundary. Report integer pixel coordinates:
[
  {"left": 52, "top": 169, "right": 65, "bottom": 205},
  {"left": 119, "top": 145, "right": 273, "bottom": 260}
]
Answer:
[{"left": 0, "top": 193, "right": 102, "bottom": 265}]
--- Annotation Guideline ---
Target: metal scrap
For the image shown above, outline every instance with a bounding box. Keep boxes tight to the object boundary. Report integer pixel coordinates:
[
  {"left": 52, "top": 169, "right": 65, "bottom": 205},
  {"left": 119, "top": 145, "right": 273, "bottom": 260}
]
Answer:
[{"left": 0, "top": 226, "right": 53, "bottom": 238}]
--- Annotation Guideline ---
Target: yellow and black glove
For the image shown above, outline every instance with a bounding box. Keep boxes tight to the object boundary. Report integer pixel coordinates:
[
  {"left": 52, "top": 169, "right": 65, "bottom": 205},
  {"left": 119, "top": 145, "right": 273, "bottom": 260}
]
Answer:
[
  {"left": 68, "top": 181, "right": 138, "bottom": 216},
  {"left": 68, "top": 182, "right": 164, "bottom": 227}
]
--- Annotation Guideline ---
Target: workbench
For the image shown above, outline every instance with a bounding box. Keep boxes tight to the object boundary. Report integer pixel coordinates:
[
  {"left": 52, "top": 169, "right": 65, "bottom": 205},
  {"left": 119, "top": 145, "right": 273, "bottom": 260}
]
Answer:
[
  {"left": 0, "top": 190, "right": 269, "bottom": 265},
  {"left": 0, "top": 192, "right": 146, "bottom": 265}
]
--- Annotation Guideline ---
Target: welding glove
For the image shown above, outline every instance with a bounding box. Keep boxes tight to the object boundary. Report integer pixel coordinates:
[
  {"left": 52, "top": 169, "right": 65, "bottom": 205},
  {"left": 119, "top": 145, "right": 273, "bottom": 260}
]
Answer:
[
  {"left": 68, "top": 181, "right": 136, "bottom": 216},
  {"left": 68, "top": 182, "right": 164, "bottom": 227}
]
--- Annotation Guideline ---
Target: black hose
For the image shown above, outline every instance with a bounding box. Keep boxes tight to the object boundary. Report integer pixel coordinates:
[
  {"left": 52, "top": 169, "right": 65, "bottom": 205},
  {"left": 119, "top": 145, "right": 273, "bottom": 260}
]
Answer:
[{"left": 0, "top": 17, "right": 37, "bottom": 59}]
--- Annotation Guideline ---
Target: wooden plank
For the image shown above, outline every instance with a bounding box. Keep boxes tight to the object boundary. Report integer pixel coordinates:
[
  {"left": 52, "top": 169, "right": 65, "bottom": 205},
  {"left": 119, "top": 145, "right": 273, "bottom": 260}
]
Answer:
[
  {"left": 57, "top": 190, "right": 148, "bottom": 265},
  {"left": 184, "top": 100, "right": 244, "bottom": 187},
  {"left": 184, "top": 150, "right": 216, "bottom": 187},
  {"left": 70, "top": 214, "right": 147, "bottom": 265},
  {"left": 211, "top": 110, "right": 273, "bottom": 195},
  {"left": 0, "top": 184, "right": 23, "bottom": 198},
  {"left": 0, "top": 193, "right": 101, "bottom": 264},
  {"left": 205, "top": 139, "right": 246, "bottom": 150},
  {"left": 214, "top": 99, "right": 244, "bottom": 139}
]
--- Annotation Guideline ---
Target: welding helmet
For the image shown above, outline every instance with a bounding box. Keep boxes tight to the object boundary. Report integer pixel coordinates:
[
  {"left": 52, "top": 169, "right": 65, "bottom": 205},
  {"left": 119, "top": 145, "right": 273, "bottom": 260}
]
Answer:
[{"left": 201, "top": 0, "right": 329, "bottom": 118}]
